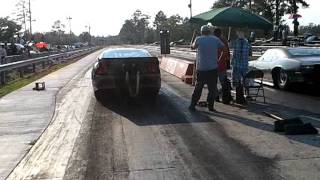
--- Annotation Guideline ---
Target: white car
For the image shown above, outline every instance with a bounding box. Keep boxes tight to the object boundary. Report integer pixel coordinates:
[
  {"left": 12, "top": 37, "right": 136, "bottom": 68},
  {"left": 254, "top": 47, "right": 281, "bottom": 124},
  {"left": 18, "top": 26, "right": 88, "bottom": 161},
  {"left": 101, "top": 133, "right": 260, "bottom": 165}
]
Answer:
[{"left": 249, "top": 47, "right": 320, "bottom": 89}]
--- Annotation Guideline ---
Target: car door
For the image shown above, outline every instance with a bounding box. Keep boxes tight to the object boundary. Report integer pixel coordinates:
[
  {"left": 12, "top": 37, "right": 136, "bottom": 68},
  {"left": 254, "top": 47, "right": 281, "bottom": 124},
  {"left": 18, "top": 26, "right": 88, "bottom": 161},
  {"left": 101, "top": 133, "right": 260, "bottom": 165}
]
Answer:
[{"left": 254, "top": 50, "right": 275, "bottom": 82}]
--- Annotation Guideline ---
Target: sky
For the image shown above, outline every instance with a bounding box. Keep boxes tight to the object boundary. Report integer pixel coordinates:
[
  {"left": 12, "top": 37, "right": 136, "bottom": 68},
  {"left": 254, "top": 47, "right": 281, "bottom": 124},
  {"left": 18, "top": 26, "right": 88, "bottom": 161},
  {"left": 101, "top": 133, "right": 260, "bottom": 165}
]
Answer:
[{"left": 0, "top": 0, "right": 319, "bottom": 36}]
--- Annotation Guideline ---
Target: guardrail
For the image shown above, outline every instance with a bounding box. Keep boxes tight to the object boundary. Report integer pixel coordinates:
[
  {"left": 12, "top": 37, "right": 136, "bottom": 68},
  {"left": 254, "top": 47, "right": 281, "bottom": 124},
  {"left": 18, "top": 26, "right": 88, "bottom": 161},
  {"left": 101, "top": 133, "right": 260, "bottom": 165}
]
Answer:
[
  {"left": 0, "top": 47, "right": 100, "bottom": 85},
  {"left": 5, "top": 48, "right": 91, "bottom": 64},
  {"left": 5, "top": 52, "right": 54, "bottom": 64},
  {"left": 144, "top": 45, "right": 262, "bottom": 61}
]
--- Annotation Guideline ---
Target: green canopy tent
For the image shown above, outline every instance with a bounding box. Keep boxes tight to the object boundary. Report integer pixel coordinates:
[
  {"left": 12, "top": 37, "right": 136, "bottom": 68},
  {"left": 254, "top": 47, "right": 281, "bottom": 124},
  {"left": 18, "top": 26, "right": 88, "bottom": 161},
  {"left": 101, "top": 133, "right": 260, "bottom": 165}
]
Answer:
[{"left": 190, "top": 7, "right": 272, "bottom": 39}]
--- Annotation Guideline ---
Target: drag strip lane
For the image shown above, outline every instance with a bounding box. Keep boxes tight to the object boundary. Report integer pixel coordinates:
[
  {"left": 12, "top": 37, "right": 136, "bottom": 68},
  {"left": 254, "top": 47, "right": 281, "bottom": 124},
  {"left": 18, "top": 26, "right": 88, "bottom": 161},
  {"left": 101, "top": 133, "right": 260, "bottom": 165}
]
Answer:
[
  {"left": 64, "top": 82, "right": 278, "bottom": 180},
  {"left": 6, "top": 69, "right": 94, "bottom": 180}
]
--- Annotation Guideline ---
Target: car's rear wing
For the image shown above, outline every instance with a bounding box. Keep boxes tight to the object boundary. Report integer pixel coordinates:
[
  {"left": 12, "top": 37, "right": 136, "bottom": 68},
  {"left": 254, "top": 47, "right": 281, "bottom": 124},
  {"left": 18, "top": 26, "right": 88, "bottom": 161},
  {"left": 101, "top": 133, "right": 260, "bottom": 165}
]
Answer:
[{"left": 98, "top": 57, "right": 159, "bottom": 62}]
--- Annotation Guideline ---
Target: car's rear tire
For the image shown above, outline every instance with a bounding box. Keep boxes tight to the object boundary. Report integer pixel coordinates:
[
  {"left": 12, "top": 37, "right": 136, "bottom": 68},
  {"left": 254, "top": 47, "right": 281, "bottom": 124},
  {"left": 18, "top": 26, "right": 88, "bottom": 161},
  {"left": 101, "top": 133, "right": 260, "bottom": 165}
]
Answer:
[
  {"left": 94, "top": 90, "right": 116, "bottom": 102},
  {"left": 277, "top": 69, "right": 290, "bottom": 90},
  {"left": 143, "top": 90, "right": 159, "bottom": 103},
  {"left": 94, "top": 90, "right": 105, "bottom": 101}
]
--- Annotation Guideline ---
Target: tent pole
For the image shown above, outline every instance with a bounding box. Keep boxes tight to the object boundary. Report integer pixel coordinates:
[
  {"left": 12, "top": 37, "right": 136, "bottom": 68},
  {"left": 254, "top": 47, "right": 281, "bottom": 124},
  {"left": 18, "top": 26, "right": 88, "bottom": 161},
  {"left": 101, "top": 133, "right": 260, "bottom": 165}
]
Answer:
[
  {"left": 190, "top": 27, "right": 197, "bottom": 86},
  {"left": 228, "top": 26, "right": 232, "bottom": 41}
]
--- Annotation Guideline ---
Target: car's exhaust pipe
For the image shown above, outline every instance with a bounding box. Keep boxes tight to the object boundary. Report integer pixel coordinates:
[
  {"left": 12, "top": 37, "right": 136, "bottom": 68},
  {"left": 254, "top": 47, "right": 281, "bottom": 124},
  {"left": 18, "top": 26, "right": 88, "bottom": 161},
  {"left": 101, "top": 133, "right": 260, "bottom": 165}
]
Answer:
[{"left": 125, "top": 70, "right": 140, "bottom": 97}]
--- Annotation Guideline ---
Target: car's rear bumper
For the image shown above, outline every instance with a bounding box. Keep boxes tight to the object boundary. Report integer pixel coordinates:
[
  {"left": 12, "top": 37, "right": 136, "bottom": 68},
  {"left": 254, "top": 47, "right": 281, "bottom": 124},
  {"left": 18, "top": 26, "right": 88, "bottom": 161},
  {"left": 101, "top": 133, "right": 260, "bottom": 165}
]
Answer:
[
  {"left": 289, "top": 65, "right": 320, "bottom": 84},
  {"left": 92, "top": 74, "right": 161, "bottom": 92}
]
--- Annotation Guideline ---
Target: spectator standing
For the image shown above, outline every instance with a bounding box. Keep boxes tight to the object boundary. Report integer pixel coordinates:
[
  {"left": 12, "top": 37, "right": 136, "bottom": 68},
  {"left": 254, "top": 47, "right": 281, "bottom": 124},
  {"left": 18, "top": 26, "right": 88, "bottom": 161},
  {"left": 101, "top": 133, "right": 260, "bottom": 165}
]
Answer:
[
  {"left": 189, "top": 25, "right": 224, "bottom": 111},
  {"left": 282, "top": 26, "right": 289, "bottom": 46},
  {"left": 278, "top": 25, "right": 283, "bottom": 40},
  {"left": 231, "top": 31, "right": 251, "bottom": 104},
  {"left": 0, "top": 44, "right": 7, "bottom": 84},
  {"left": 293, "top": 18, "right": 299, "bottom": 37},
  {"left": 11, "top": 43, "right": 17, "bottom": 55},
  {"left": 249, "top": 31, "right": 256, "bottom": 43},
  {"left": 0, "top": 45, "right": 7, "bottom": 64},
  {"left": 213, "top": 28, "right": 232, "bottom": 104},
  {"left": 273, "top": 25, "right": 278, "bottom": 41}
]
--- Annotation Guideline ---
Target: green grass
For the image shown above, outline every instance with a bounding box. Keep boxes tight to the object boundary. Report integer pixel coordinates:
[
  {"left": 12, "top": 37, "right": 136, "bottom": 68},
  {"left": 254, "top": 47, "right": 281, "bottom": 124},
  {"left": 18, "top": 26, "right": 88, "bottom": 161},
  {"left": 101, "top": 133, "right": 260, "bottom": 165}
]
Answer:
[{"left": 0, "top": 58, "right": 81, "bottom": 98}]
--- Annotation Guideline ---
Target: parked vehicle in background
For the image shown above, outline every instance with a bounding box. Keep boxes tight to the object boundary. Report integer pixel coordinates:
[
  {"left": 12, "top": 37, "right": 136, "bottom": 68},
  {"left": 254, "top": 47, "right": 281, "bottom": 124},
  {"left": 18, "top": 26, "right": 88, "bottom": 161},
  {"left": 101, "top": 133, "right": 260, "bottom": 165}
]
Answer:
[
  {"left": 1, "top": 43, "right": 25, "bottom": 56},
  {"left": 150, "top": 42, "right": 159, "bottom": 46},
  {"left": 303, "top": 33, "right": 314, "bottom": 40},
  {"left": 249, "top": 47, "right": 320, "bottom": 89},
  {"left": 170, "top": 39, "right": 188, "bottom": 47},
  {"left": 305, "top": 35, "right": 320, "bottom": 44},
  {"left": 92, "top": 48, "right": 161, "bottom": 100}
]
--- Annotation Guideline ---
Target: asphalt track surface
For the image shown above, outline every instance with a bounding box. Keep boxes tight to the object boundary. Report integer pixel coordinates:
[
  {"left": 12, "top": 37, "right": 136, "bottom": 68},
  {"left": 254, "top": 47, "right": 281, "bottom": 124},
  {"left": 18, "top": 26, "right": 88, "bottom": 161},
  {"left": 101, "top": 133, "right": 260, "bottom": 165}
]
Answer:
[{"left": 63, "top": 85, "right": 278, "bottom": 180}]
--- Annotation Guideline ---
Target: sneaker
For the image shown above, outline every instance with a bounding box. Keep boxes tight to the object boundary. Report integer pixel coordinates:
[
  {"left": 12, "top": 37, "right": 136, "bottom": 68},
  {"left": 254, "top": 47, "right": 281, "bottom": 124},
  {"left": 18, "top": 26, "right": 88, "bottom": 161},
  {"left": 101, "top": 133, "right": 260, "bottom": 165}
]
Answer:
[{"left": 188, "top": 105, "right": 196, "bottom": 111}]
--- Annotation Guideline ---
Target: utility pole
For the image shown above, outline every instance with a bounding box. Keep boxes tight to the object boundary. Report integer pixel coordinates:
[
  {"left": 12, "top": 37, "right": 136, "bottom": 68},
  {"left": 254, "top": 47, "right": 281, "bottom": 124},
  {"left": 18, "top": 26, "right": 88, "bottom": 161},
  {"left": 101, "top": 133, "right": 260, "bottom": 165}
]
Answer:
[
  {"left": 85, "top": 25, "right": 91, "bottom": 35},
  {"left": 188, "top": 0, "right": 195, "bottom": 85},
  {"left": 275, "top": 0, "right": 280, "bottom": 26},
  {"left": 21, "top": 2, "right": 27, "bottom": 34},
  {"left": 85, "top": 25, "right": 91, "bottom": 45},
  {"left": 67, "top": 16, "right": 72, "bottom": 45},
  {"left": 67, "top": 16, "right": 72, "bottom": 35},
  {"left": 292, "top": 0, "right": 299, "bottom": 36},
  {"left": 28, "top": 0, "right": 32, "bottom": 40},
  {"left": 188, "top": 0, "right": 192, "bottom": 18}
]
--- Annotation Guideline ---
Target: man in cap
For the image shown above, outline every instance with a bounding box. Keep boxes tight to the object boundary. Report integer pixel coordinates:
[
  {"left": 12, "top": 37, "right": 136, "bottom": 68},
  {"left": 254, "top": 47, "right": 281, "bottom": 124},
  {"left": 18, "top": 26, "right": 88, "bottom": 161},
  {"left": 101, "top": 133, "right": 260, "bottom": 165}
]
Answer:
[{"left": 189, "top": 25, "right": 224, "bottom": 111}]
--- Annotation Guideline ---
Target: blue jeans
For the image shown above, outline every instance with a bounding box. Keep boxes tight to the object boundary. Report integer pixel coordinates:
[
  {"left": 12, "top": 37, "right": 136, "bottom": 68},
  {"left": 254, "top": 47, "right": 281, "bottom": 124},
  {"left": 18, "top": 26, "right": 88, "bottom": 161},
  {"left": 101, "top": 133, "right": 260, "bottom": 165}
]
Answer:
[
  {"left": 232, "top": 68, "right": 248, "bottom": 87},
  {"left": 218, "top": 71, "right": 227, "bottom": 85},
  {"left": 216, "top": 71, "right": 227, "bottom": 98}
]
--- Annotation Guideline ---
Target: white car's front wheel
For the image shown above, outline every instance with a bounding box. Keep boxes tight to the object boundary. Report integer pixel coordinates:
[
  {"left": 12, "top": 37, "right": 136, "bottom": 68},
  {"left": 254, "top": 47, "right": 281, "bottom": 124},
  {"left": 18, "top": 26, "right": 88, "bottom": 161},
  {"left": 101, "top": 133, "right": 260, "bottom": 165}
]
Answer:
[{"left": 277, "top": 69, "right": 290, "bottom": 90}]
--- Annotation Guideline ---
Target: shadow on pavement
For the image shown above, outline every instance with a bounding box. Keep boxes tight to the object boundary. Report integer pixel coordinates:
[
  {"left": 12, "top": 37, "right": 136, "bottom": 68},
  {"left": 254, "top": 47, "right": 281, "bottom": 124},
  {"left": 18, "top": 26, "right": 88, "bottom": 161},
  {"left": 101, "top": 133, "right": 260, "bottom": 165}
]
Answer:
[
  {"left": 210, "top": 111, "right": 274, "bottom": 132},
  {"left": 287, "top": 83, "right": 320, "bottom": 97},
  {"left": 204, "top": 107, "right": 320, "bottom": 148},
  {"left": 247, "top": 101, "right": 320, "bottom": 129},
  {"left": 205, "top": 101, "right": 320, "bottom": 148},
  {"left": 95, "top": 89, "right": 215, "bottom": 126}
]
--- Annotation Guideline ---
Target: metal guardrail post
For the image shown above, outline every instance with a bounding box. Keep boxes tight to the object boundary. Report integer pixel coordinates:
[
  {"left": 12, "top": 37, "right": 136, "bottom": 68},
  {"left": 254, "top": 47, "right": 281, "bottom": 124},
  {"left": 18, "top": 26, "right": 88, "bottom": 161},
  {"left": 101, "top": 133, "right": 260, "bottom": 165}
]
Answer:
[
  {"left": 32, "top": 64, "right": 36, "bottom": 73},
  {"left": 19, "top": 68, "right": 24, "bottom": 78},
  {"left": 192, "top": 62, "right": 196, "bottom": 86},
  {"left": 0, "top": 71, "right": 5, "bottom": 85}
]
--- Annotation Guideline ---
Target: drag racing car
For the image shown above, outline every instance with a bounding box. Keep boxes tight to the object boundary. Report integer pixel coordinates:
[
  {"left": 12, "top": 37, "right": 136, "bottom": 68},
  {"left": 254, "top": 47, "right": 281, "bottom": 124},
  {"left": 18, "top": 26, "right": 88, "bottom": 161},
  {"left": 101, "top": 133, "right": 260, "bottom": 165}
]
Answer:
[
  {"left": 92, "top": 48, "right": 161, "bottom": 99},
  {"left": 249, "top": 47, "right": 320, "bottom": 89}
]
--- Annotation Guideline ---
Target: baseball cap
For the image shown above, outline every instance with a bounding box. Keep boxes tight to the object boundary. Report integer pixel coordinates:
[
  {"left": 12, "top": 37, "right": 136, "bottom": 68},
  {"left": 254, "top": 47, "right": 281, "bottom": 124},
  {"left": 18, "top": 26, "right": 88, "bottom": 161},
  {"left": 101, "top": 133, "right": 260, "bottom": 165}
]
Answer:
[{"left": 201, "top": 25, "right": 210, "bottom": 33}]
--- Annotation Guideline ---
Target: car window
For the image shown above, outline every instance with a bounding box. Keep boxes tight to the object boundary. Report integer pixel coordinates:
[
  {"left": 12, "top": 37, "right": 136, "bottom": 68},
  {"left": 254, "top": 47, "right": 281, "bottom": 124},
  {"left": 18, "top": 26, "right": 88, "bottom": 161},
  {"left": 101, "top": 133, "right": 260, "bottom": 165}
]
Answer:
[
  {"left": 259, "top": 50, "right": 275, "bottom": 61},
  {"left": 273, "top": 50, "right": 287, "bottom": 59},
  {"left": 101, "top": 49, "right": 151, "bottom": 58},
  {"left": 288, "top": 48, "right": 320, "bottom": 56}
]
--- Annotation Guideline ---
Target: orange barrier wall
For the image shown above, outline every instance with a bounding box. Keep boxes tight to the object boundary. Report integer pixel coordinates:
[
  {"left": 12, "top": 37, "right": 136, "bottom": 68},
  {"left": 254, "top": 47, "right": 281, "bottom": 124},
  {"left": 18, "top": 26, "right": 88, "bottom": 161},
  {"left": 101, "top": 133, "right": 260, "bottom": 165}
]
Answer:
[{"left": 160, "top": 56, "right": 194, "bottom": 84}]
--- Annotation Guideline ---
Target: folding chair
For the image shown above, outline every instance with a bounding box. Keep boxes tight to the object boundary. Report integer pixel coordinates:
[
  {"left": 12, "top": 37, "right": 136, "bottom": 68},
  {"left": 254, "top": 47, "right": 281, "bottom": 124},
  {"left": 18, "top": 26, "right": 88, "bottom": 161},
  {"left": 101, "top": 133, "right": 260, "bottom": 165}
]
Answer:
[{"left": 244, "top": 69, "right": 266, "bottom": 103}]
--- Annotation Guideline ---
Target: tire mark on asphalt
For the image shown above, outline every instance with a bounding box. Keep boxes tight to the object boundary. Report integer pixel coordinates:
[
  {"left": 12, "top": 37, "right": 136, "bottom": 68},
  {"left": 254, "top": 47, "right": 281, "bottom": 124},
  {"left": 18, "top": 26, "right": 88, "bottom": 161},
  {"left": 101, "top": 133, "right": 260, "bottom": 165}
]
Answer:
[
  {"left": 64, "top": 84, "right": 280, "bottom": 180},
  {"left": 156, "top": 85, "right": 280, "bottom": 180}
]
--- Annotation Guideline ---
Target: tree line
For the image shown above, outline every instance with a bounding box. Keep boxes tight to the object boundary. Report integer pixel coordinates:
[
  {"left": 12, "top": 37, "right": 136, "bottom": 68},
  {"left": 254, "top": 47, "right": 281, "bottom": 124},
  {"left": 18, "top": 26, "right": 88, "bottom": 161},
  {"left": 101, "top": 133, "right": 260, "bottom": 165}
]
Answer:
[
  {"left": 118, "top": 10, "right": 199, "bottom": 45},
  {"left": 213, "top": 0, "right": 309, "bottom": 25},
  {"left": 1, "top": 0, "right": 319, "bottom": 46},
  {"left": 116, "top": 0, "right": 310, "bottom": 44},
  {"left": 0, "top": 17, "right": 107, "bottom": 46}
]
